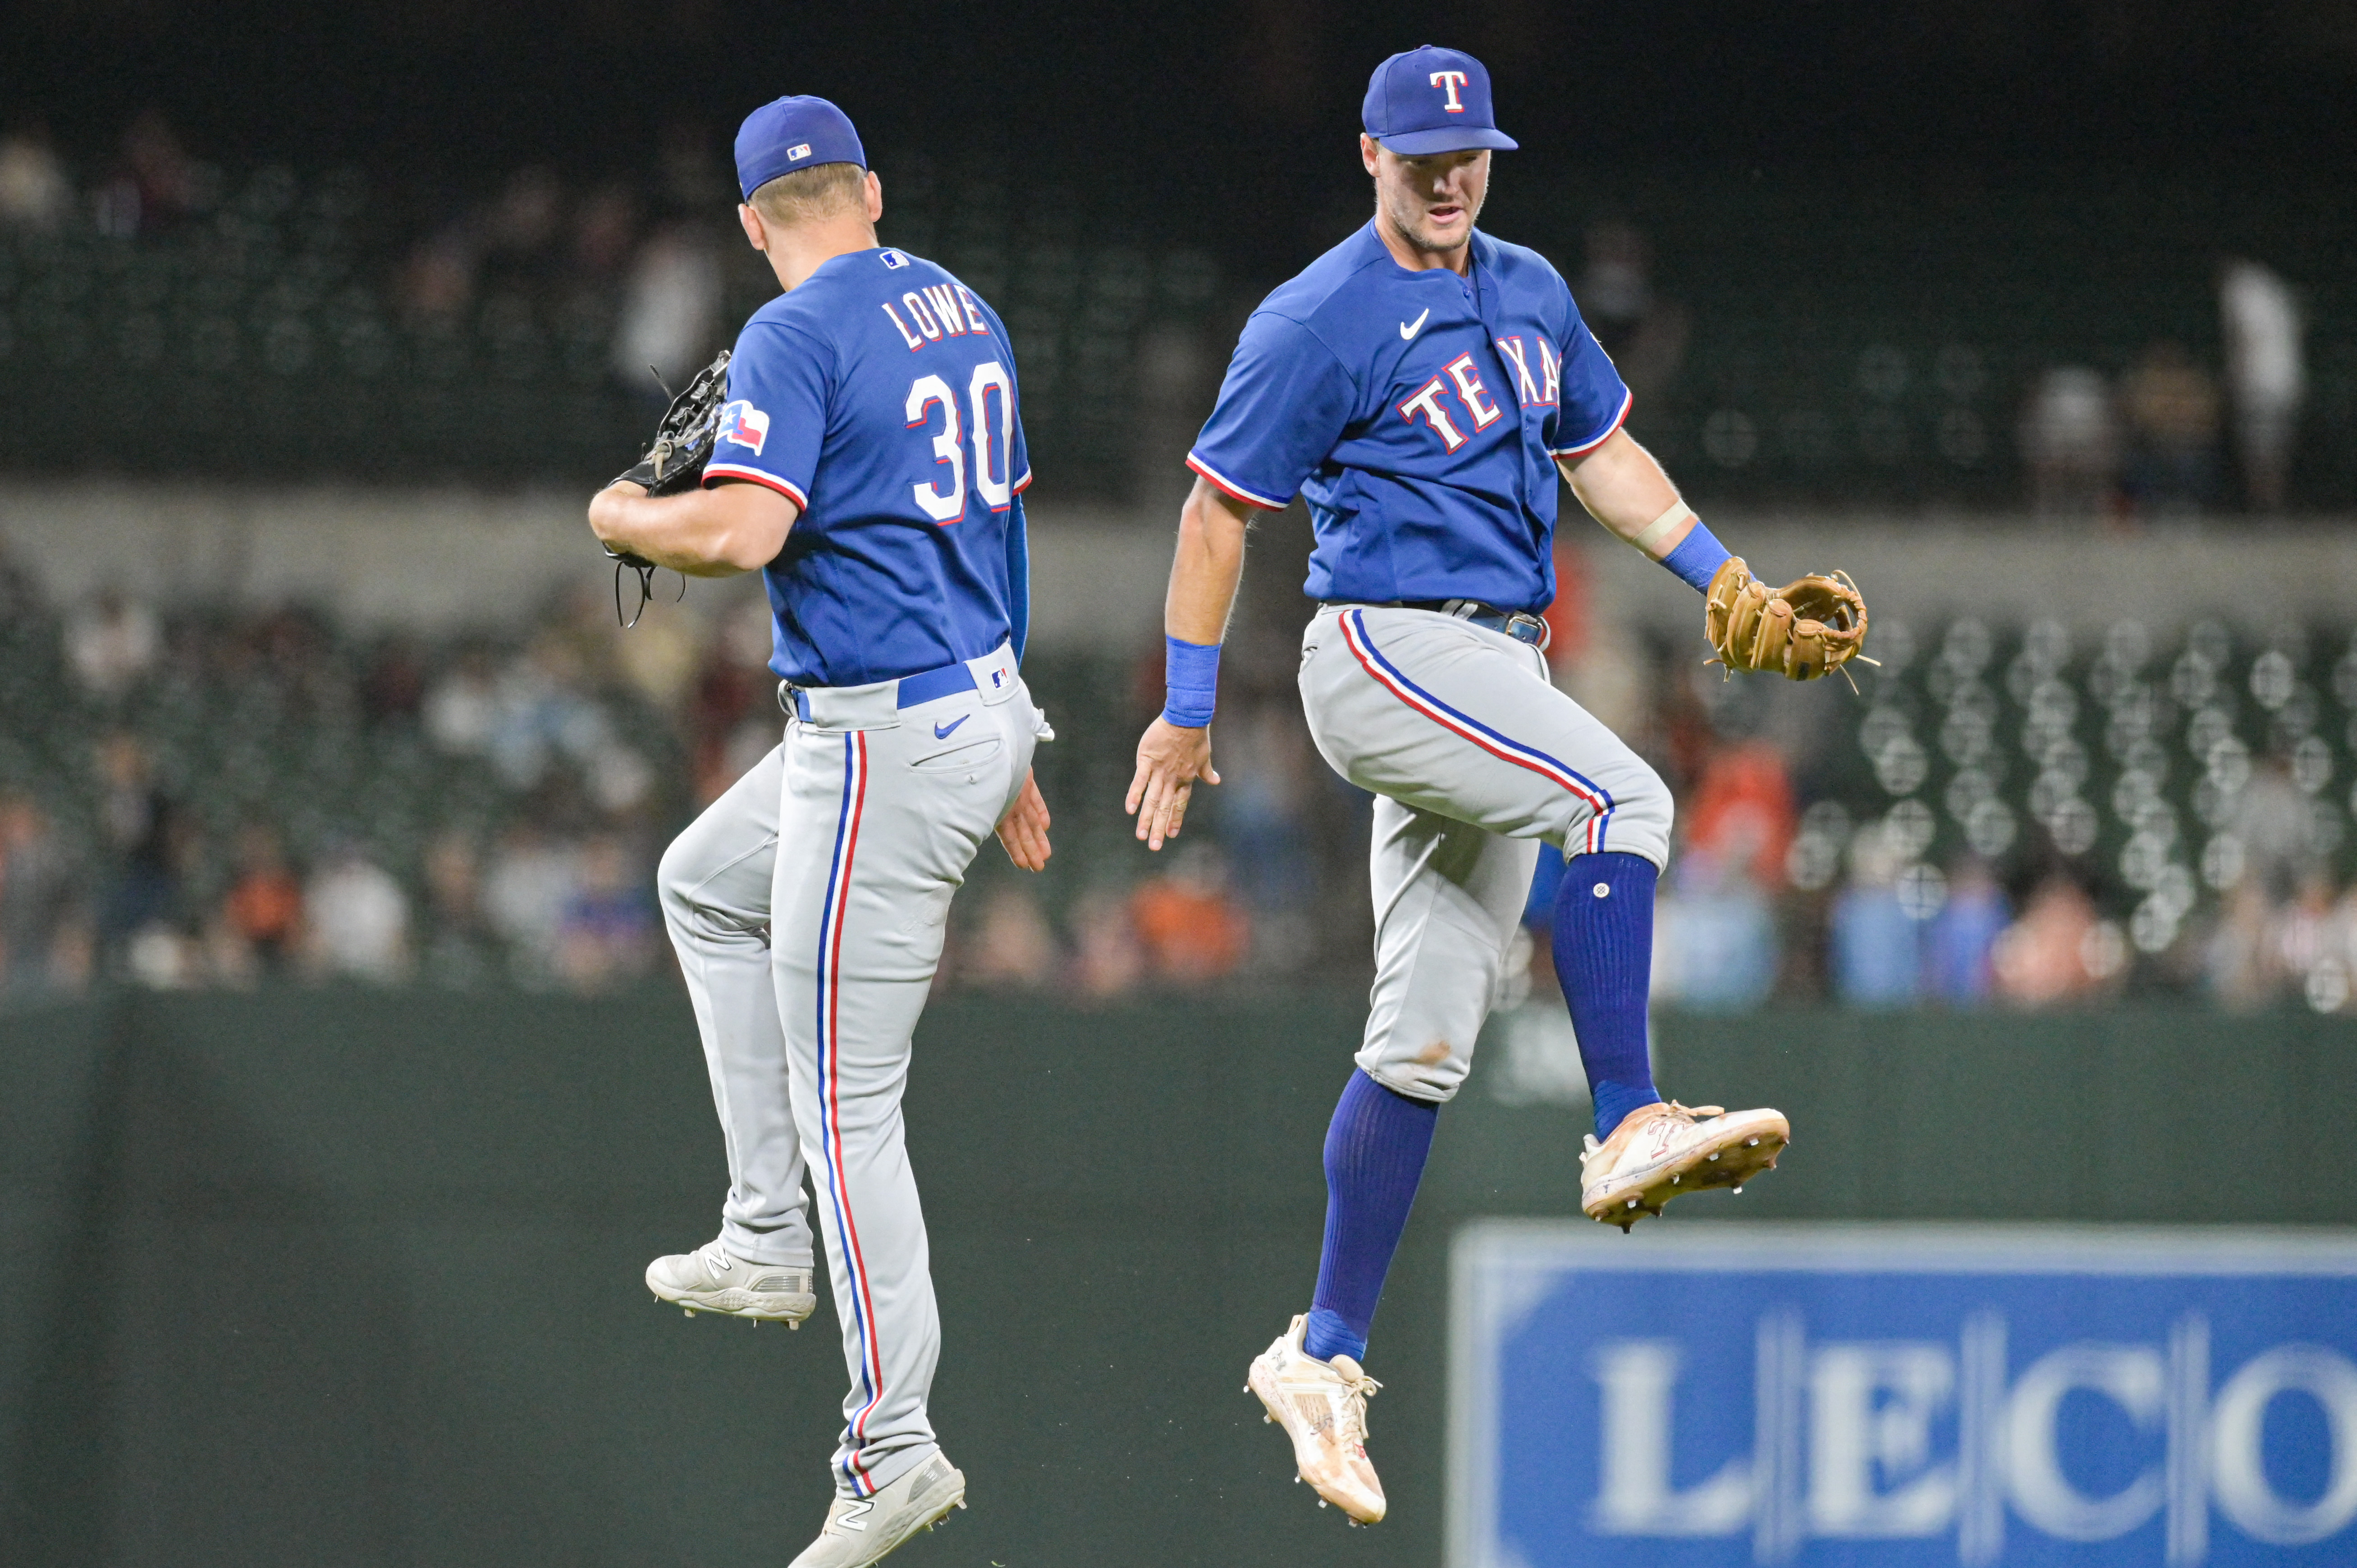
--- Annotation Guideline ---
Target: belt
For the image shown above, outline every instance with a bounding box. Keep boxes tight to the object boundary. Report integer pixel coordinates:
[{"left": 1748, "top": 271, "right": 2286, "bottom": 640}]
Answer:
[
  {"left": 1325, "top": 598, "right": 1552, "bottom": 650},
  {"left": 776, "top": 642, "right": 1015, "bottom": 725}
]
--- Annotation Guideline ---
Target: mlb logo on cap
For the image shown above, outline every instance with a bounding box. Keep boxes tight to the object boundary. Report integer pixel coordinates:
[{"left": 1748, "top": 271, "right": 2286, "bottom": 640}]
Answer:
[
  {"left": 735, "top": 95, "right": 867, "bottom": 200},
  {"left": 1362, "top": 46, "right": 1519, "bottom": 155}
]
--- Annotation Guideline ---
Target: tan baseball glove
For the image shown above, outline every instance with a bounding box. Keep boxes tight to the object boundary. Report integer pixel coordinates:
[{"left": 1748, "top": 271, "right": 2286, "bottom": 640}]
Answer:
[{"left": 1704, "top": 557, "right": 1870, "bottom": 681}]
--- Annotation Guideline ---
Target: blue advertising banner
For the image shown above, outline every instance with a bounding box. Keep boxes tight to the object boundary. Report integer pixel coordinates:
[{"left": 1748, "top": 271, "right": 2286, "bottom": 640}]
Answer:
[{"left": 1447, "top": 1224, "right": 2357, "bottom": 1568}]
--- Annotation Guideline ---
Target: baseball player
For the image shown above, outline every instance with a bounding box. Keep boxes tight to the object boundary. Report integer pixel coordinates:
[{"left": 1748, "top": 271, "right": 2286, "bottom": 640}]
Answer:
[
  {"left": 588, "top": 96, "right": 1052, "bottom": 1568},
  {"left": 1124, "top": 48, "right": 1803, "bottom": 1523}
]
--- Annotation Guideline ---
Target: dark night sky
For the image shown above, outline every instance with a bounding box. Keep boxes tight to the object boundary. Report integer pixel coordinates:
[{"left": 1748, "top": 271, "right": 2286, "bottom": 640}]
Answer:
[{"left": 11, "top": 0, "right": 2355, "bottom": 265}]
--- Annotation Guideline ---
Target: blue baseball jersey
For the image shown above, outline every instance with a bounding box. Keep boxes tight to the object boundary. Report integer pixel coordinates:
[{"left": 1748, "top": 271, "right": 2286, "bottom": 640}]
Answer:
[
  {"left": 702, "top": 247, "right": 1034, "bottom": 688},
  {"left": 1187, "top": 222, "right": 1629, "bottom": 613}
]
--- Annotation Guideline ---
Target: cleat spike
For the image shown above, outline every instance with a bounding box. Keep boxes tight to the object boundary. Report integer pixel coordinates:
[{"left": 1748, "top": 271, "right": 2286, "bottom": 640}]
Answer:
[
  {"left": 788, "top": 1321, "right": 798, "bottom": 1330},
  {"left": 684, "top": 1307, "right": 696, "bottom": 1317},
  {"left": 1670, "top": 1174, "right": 1680, "bottom": 1184},
  {"left": 1626, "top": 1198, "right": 1638, "bottom": 1209},
  {"left": 1733, "top": 1184, "right": 1744, "bottom": 1194},
  {"left": 1748, "top": 1137, "right": 1760, "bottom": 1146},
  {"left": 1319, "top": 1499, "right": 1328, "bottom": 1509},
  {"left": 1709, "top": 1151, "right": 1720, "bottom": 1161},
  {"left": 1263, "top": 1415, "right": 1272, "bottom": 1423}
]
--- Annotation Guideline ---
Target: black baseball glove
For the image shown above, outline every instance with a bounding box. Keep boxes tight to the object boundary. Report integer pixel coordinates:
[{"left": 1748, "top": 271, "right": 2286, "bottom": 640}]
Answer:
[{"left": 606, "top": 348, "right": 732, "bottom": 626}]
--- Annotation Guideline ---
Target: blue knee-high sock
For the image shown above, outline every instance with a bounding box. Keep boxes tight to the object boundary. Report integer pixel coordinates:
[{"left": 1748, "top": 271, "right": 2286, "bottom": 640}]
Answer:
[
  {"left": 1302, "top": 1069, "right": 1439, "bottom": 1366},
  {"left": 1552, "top": 850, "right": 1662, "bottom": 1141}
]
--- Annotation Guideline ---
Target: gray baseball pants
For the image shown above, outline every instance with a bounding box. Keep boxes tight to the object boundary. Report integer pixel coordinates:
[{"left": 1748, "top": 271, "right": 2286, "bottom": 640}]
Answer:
[
  {"left": 1297, "top": 604, "right": 1672, "bottom": 1103},
  {"left": 656, "top": 640, "right": 1038, "bottom": 1499}
]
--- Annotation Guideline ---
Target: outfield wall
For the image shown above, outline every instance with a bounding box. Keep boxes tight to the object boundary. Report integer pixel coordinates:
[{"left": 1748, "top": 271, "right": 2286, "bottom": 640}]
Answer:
[{"left": 3, "top": 991, "right": 2353, "bottom": 1566}]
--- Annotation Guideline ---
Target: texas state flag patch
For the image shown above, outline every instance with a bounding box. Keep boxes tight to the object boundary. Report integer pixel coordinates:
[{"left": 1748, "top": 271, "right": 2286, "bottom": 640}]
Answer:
[{"left": 718, "top": 400, "right": 769, "bottom": 455}]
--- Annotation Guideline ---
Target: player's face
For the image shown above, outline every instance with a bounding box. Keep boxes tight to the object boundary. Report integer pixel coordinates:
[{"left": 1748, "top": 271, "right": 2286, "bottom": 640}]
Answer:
[{"left": 1363, "top": 140, "right": 1490, "bottom": 257}]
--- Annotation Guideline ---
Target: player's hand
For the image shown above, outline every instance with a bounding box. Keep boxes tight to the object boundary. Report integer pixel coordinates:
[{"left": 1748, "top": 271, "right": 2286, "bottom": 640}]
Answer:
[
  {"left": 995, "top": 768, "right": 1052, "bottom": 872},
  {"left": 1126, "top": 717, "right": 1219, "bottom": 852}
]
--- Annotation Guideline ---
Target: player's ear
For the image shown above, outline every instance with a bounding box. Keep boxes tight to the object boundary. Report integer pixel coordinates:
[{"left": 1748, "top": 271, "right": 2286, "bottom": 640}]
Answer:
[
  {"left": 863, "top": 169, "right": 883, "bottom": 224},
  {"left": 1359, "top": 134, "right": 1382, "bottom": 178},
  {"left": 737, "top": 202, "right": 767, "bottom": 254}
]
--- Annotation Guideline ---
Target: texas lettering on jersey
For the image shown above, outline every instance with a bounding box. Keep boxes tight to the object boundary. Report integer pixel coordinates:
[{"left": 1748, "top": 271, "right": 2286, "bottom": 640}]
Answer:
[
  {"left": 1188, "top": 223, "right": 1629, "bottom": 612},
  {"left": 1397, "top": 337, "right": 1562, "bottom": 451},
  {"left": 1491, "top": 334, "right": 1562, "bottom": 408}
]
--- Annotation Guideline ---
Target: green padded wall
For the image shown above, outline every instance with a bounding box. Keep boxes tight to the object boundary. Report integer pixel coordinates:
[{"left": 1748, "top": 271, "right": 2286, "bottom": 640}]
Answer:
[{"left": 3, "top": 990, "right": 2352, "bottom": 1565}]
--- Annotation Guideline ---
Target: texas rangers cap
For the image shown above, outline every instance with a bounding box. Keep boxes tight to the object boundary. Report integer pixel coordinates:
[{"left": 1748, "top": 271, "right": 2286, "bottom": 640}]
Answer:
[
  {"left": 734, "top": 95, "right": 867, "bottom": 201},
  {"left": 1361, "top": 46, "right": 1518, "bottom": 155}
]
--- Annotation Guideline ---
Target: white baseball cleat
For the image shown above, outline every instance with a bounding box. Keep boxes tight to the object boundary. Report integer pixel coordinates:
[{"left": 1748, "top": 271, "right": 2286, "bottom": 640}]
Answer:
[
  {"left": 645, "top": 1239, "right": 817, "bottom": 1325},
  {"left": 787, "top": 1450, "right": 967, "bottom": 1568},
  {"left": 1247, "top": 1314, "right": 1386, "bottom": 1524},
  {"left": 1581, "top": 1100, "right": 1789, "bottom": 1231}
]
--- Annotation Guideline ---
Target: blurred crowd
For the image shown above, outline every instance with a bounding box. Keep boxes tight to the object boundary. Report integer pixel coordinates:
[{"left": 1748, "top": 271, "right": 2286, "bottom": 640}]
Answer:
[
  {"left": 5, "top": 529, "right": 2356, "bottom": 1014},
  {"left": 3, "top": 114, "right": 2332, "bottom": 514},
  {"left": 0, "top": 112, "right": 1228, "bottom": 497},
  {"left": 0, "top": 556, "right": 724, "bottom": 995},
  {"left": 0, "top": 111, "right": 746, "bottom": 400},
  {"left": 2019, "top": 260, "right": 2308, "bottom": 518},
  {"left": 0, "top": 116, "right": 2345, "bottom": 1010}
]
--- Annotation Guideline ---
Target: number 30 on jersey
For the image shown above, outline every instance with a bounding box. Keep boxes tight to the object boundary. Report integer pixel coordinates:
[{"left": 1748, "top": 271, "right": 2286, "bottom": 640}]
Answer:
[{"left": 906, "top": 363, "right": 1015, "bottom": 524}]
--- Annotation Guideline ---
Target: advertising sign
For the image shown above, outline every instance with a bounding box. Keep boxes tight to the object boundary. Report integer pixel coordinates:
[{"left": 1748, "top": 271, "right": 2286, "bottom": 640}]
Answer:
[{"left": 1448, "top": 1224, "right": 2357, "bottom": 1567}]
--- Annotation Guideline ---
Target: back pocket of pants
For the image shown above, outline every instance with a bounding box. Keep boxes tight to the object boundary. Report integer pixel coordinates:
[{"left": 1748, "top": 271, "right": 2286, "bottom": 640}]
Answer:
[{"left": 910, "top": 736, "right": 1003, "bottom": 775}]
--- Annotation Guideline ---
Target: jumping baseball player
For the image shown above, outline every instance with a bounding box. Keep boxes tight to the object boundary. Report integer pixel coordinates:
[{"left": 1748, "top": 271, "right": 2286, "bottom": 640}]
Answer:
[
  {"left": 1125, "top": 47, "right": 1845, "bottom": 1523},
  {"left": 588, "top": 96, "right": 1052, "bottom": 1568}
]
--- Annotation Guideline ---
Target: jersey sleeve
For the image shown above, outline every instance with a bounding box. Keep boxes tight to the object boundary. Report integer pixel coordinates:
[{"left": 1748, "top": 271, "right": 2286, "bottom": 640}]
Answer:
[
  {"left": 1186, "top": 312, "right": 1356, "bottom": 510},
  {"left": 700, "top": 320, "right": 832, "bottom": 507},
  {"left": 1547, "top": 312, "right": 1634, "bottom": 460}
]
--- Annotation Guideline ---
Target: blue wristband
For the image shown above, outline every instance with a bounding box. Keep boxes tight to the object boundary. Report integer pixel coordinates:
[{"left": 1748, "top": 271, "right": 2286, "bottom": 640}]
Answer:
[
  {"left": 1162, "top": 635, "right": 1221, "bottom": 727},
  {"left": 1660, "top": 521, "right": 1734, "bottom": 594}
]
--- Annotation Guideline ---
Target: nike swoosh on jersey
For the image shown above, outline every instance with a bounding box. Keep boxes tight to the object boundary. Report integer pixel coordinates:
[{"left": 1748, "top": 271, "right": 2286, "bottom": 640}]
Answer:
[
  {"left": 933, "top": 715, "right": 969, "bottom": 739},
  {"left": 1399, "top": 308, "right": 1431, "bottom": 340}
]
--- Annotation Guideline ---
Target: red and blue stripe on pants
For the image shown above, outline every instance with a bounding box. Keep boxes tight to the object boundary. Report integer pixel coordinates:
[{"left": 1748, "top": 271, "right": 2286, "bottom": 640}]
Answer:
[{"left": 814, "top": 732, "right": 887, "bottom": 1495}]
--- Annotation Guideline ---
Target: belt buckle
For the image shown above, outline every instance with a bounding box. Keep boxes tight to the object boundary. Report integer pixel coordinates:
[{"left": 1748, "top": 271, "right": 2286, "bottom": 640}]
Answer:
[{"left": 1505, "top": 613, "right": 1552, "bottom": 652}]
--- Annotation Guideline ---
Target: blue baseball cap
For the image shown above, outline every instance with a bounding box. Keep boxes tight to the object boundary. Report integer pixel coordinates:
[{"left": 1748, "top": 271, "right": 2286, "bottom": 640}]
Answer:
[
  {"left": 734, "top": 95, "right": 867, "bottom": 201},
  {"left": 1361, "top": 46, "right": 1517, "bottom": 155}
]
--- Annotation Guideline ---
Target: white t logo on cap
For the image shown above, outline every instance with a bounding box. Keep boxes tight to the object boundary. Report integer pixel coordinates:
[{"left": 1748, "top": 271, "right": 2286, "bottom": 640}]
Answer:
[
  {"left": 1429, "top": 69, "right": 1469, "bottom": 112},
  {"left": 787, "top": 142, "right": 812, "bottom": 161}
]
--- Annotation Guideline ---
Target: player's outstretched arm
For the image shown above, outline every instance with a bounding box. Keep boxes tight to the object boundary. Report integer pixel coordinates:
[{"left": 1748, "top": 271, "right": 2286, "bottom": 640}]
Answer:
[
  {"left": 1126, "top": 477, "right": 1253, "bottom": 851},
  {"left": 1561, "top": 429, "right": 1867, "bottom": 679},
  {"left": 1559, "top": 427, "right": 1739, "bottom": 594},
  {"left": 587, "top": 478, "right": 799, "bottom": 577},
  {"left": 1557, "top": 428, "right": 1688, "bottom": 558}
]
